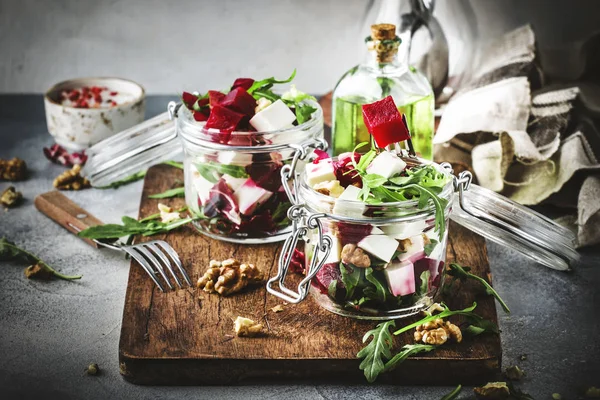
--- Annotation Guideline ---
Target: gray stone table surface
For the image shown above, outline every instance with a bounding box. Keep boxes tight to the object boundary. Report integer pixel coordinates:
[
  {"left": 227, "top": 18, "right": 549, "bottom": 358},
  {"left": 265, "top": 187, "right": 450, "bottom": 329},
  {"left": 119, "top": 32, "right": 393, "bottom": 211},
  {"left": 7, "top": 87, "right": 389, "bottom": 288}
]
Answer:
[{"left": 1, "top": 95, "right": 599, "bottom": 399}]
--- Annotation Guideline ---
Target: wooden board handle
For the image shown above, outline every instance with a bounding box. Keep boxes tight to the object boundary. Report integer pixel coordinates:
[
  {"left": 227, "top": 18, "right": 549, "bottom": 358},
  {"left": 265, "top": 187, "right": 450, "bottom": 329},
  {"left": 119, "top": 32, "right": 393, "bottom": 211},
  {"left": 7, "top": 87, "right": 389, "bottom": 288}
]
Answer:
[{"left": 34, "top": 191, "right": 104, "bottom": 248}]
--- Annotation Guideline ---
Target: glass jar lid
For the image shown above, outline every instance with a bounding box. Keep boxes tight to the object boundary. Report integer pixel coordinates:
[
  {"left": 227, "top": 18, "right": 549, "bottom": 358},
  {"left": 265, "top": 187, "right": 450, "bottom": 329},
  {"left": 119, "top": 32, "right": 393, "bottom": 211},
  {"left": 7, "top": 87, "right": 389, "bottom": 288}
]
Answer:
[{"left": 450, "top": 169, "right": 579, "bottom": 271}]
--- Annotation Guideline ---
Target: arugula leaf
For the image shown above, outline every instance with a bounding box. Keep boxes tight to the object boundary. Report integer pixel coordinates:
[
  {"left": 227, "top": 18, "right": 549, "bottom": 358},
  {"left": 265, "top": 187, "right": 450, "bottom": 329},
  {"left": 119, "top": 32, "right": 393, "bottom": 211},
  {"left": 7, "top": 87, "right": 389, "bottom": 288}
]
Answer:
[
  {"left": 364, "top": 267, "right": 388, "bottom": 303},
  {"left": 363, "top": 173, "right": 388, "bottom": 189},
  {"left": 441, "top": 385, "right": 462, "bottom": 400},
  {"left": 328, "top": 280, "right": 338, "bottom": 299},
  {"left": 356, "top": 149, "right": 377, "bottom": 172},
  {"left": 252, "top": 89, "right": 280, "bottom": 102},
  {"left": 340, "top": 263, "right": 361, "bottom": 299},
  {"left": 148, "top": 187, "right": 185, "bottom": 199},
  {"left": 383, "top": 343, "right": 436, "bottom": 373},
  {"left": 393, "top": 302, "right": 478, "bottom": 336},
  {"left": 247, "top": 69, "right": 297, "bottom": 95},
  {"left": 357, "top": 320, "right": 395, "bottom": 383},
  {"left": 95, "top": 170, "right": 147, "bottom": 189},
  {"left": 195, "top": 162, "right": 249, "bottom": 180},
  {"left": 448, "top": 263, "right": 510, "bottom": 314},
  {"left": 0, "top": 238, "right": 81, "bottom": 281},
  {"left": 78, "top": 216, "right": 194, "bottom": 240},
  {"left": 295, "top": 104, "right": 317, "bottom": 124},
  {"left": 424, "top": 238, "right": 438, "bottom": 257}
]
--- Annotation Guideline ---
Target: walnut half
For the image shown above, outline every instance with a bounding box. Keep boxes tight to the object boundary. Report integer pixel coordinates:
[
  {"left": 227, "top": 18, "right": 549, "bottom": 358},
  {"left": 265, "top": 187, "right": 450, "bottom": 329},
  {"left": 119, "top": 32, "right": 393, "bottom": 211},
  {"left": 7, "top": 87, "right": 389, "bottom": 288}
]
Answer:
[
  {"left": 414, "top": 318, "right": 462, "bottom": 345},
  {"left": 53, "top": 164, "right": 90, "bottom": 190},
  {"left": 0, "top": 158, "right": 27, "bottom": 181},
  {"left": 197, "top": 258, "right": 264, "bottom": 296},
  {"left": 341, "top": 244, "right": 371, "bottom": 268}
]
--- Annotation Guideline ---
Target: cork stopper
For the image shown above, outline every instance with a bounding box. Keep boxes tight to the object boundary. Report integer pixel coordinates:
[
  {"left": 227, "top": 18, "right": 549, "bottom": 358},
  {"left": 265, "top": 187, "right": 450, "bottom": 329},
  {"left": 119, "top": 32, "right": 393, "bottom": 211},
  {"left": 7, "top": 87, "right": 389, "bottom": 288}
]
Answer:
[{"left": 371, "top": 24, "right": 397, "bottom": 41}]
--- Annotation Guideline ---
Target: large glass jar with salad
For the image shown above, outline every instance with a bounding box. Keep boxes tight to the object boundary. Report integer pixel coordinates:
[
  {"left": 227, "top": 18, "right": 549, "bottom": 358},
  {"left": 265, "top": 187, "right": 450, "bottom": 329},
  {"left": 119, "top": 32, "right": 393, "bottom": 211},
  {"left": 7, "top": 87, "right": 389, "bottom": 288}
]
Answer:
[
  {"left": 81, "top": 70, "right": 326, "bottom": 244},
  {"left": 267, "top": 96, "right": 579, "bottom": 319}
]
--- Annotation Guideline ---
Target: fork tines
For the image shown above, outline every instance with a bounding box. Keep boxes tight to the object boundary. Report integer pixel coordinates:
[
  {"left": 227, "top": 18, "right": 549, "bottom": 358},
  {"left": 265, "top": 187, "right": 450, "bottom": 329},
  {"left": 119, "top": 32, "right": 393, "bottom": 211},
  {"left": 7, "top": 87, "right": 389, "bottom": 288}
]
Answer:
[{"left": 125, "top": 240, "right": 192, "bottom": 292}]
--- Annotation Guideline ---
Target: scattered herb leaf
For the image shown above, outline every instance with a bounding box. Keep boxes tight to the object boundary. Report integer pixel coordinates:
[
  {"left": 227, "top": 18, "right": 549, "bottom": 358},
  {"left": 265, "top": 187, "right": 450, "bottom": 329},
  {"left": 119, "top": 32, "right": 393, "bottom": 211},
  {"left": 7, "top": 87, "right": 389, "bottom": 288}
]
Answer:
[
  {"left": 448, "top": 263, "right": 510, "bottom": 314},
  {"left": 95, "top": 170, "right": 146, "bottom": 189},
  {"left": 441, "top": 384, "right": 462, "bottom": 400},
  {"left": 78, "top": 215, "right": 194, "bottom": 240},
  {"left": 148, "top": 187, "right": 185, "bottom": 199},
  {"left": 383, "top": 343, "right": 436, "bottom": 373},
  {"left": 357, "top": 320, "right": 395, "bottom": 383},
  {"left": 162, "top": 160, "right": 184, "bottom": 169},
  {"left": 0, "top": 238, "right": 81, "bottom": 281}
]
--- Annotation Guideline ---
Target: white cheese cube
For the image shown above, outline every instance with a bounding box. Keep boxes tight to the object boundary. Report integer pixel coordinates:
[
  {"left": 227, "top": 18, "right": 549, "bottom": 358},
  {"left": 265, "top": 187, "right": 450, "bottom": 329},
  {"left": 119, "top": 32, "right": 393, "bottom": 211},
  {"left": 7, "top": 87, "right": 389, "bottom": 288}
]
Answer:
[
  {"left": 324, "top": 234, "right": 342, "bottom": 264},
  {"left": 366, "top": 151, "right": 407, "bottom": 179},
  {"left": 397, "top": 234, "right": 425, "bottom": 263},
  {"left": 384, "top": 259, "right": 416, "bottom": 297},
  {"left": 233, "top": 178, "right": 273, "bottom": 216},
  {"left": 306, "top": 160, "right": 336, "bottom": 187},
  {"left": 249, "top": 99, "right": 296, "bottom": 131},
  {"left": 191, "top": 166, "right": 214, "bottom": 205},
  {"left": 370, "top": 226, "right": 384, "bottom": 235},
  {"left": 358, "top": 234, "right": 399, "bottom": 263},
  {"left": 332, "top": 185, "right": 365, "bottom": 218},
  {"left": 222, "top": 174, "right": 247, "bottom": 192},
  {"left": 217, "top": 151, "right": 253, "bottom": 167},
  {"left": 380, "top": 220, "right": 428, "bottom": 239}
]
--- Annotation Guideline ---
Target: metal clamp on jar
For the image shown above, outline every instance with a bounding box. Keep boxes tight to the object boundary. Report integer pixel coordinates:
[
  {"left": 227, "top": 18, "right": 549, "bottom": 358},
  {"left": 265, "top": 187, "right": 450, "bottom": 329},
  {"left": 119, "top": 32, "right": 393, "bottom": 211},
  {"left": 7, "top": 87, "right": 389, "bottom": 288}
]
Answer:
[{"left": 267, "top": 157, "right": 579, "bottom": 320}]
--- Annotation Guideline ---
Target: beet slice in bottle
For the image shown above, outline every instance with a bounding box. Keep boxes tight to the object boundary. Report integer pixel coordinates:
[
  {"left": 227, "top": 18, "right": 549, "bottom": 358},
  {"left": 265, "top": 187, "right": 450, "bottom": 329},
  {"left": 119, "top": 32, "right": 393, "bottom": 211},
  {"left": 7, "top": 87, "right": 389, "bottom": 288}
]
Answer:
[
  {"left": 361, "top": 95, "right": 410, "bottom": 148},
  {"left": 231, "top": 78, "right": 255, "bottom": 91}
]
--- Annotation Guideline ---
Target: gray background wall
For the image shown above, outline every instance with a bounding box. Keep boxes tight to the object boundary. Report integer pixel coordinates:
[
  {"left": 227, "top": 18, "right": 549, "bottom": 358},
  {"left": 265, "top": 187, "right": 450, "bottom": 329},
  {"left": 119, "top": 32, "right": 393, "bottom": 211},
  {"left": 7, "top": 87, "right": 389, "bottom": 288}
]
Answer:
[{"left": 1, "top": 0, "right": 599, "bottom": 95}]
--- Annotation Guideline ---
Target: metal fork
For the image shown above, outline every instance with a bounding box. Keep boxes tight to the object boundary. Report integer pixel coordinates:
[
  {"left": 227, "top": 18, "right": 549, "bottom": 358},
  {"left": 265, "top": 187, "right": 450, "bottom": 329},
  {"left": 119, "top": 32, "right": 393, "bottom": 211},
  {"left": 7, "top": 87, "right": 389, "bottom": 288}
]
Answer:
[{"left": 34, "top": 191, "right": 192, "bottom": 291}]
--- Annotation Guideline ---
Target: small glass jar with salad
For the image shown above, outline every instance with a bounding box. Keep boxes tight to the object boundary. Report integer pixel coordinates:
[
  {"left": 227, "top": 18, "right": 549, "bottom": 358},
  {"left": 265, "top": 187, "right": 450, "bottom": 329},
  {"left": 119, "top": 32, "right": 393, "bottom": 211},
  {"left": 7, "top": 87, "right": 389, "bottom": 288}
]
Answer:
[
  {"left": 81, "top": 70, "right": 325, "bottom": 244},
  {"left": 267, "top": 95, "right": 579, "bottom": 319}
]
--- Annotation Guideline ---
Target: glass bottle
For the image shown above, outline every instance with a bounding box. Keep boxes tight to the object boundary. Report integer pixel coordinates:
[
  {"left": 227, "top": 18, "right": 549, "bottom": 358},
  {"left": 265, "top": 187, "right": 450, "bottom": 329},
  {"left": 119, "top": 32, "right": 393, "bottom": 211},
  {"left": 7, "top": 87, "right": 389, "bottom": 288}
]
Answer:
[{"left": 332, "top": 23, "right": 434, "bottom": 159}]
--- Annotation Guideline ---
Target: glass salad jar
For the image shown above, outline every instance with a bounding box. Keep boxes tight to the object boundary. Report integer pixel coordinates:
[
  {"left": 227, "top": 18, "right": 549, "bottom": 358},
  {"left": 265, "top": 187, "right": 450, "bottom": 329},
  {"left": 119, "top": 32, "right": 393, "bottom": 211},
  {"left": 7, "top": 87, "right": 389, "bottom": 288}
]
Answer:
[
  {"left": 267, "top": 155, "right": 579, "bottom": 320},
  {"left": 81, "top": 99, "right": 325, "bottom": 244}
]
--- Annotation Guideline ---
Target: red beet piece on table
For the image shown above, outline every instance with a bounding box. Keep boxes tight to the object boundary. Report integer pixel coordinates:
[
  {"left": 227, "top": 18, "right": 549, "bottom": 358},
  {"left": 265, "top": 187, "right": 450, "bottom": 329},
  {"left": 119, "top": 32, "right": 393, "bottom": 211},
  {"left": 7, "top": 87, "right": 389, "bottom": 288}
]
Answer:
[
  {"left": 205, "top": 105, "right": 245, "bottom": 132},
  {"left": 361, "top": 95, "right": 410, "bottom": 148},
  {"left": 208, "top": 90, "right": 226, "bottom": 107},
  {"left": 219, "top": 87, "right": 256, "bottom": 116},
  {"left": 231, "top": 78, "right": 255, "bottom": 91}
]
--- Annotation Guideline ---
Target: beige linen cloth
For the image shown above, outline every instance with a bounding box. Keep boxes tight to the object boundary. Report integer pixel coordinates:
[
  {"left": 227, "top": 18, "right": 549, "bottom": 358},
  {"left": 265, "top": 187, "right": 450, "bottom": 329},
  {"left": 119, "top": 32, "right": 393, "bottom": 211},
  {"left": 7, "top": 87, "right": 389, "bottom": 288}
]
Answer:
[{"left": 434, "top": 25, "right": 600, "bottom": 248}]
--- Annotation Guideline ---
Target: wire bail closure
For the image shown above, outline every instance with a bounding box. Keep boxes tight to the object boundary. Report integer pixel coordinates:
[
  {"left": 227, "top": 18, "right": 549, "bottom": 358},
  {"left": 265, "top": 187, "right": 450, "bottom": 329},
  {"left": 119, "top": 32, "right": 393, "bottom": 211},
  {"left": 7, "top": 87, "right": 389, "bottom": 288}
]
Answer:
[{"left": 267, "top": 138, "right": 329, "bottom": 303}]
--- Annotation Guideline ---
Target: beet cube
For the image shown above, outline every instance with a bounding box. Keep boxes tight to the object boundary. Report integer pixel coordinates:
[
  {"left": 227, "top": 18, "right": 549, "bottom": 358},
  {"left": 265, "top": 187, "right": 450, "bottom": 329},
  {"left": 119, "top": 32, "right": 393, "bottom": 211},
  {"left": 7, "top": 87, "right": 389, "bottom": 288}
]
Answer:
[
  {"left": 205, "top": 105, "right": 244, "bottom": 132},
  {"left": 208, "top": 90, "right": 226, "bottom": 107},
  {"left": 219, "top": 87, "right": 257, "bottom": 117},
  {"left": 182, "top": 91, "right": 198, "bottom": 110},
  {"left": 231, "top": 78, "right": 255, "bottom": 91},
  {"left": 193, "top": 110, "right": 209, "bottom": 122},
  {"left": 361, "top": 96, "right": 410, "bottom": 148}
]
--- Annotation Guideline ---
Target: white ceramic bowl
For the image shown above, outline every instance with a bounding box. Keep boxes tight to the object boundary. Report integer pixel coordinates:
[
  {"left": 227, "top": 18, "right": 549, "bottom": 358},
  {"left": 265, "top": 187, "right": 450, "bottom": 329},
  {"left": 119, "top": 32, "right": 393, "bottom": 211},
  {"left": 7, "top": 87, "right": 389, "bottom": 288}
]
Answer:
[{"left": 44, "top": 77, "right": 145, "bottom": 151}]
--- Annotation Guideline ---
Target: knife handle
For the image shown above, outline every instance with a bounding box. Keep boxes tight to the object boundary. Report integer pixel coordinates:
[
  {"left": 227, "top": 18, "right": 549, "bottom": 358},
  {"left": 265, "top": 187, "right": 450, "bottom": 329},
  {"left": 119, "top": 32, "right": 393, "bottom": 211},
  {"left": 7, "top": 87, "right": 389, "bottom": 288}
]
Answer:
[{"left": 34, "top": 191, "right": 104, "bottom": 248}]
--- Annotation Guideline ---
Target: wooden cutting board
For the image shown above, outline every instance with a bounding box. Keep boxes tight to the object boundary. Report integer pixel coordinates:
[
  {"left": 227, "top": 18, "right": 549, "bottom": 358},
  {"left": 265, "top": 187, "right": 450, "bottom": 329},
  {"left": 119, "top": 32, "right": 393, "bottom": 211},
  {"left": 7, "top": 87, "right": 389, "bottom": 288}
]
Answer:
[{"left": 118, "top": 164, "right": 501, "bottom": 385}]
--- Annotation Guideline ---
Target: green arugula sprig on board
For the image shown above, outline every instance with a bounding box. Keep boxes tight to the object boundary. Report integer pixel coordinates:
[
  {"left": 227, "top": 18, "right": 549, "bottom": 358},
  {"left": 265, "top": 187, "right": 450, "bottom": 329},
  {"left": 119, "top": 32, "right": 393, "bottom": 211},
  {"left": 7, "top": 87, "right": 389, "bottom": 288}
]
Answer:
[
  {"left": 447, "top": 263, "right": 510, "bottom": 314},
  {"left": 78, "top": 215, "right": 194, "bottom": 240},
  {"left": 95, "top": 161, "right": 183, "bottom": 190},
  {"left": 357, "top": 302, "right": 499, "bottom": 382},
  {"left": 0, "top": 238, "right": 81, "bottom": 281},
  {"left": 349, "top": 142, "right": 451, "bottom": 238},
  {"left": 149, "top": 187, "right": 185, "bottom": 199}
]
